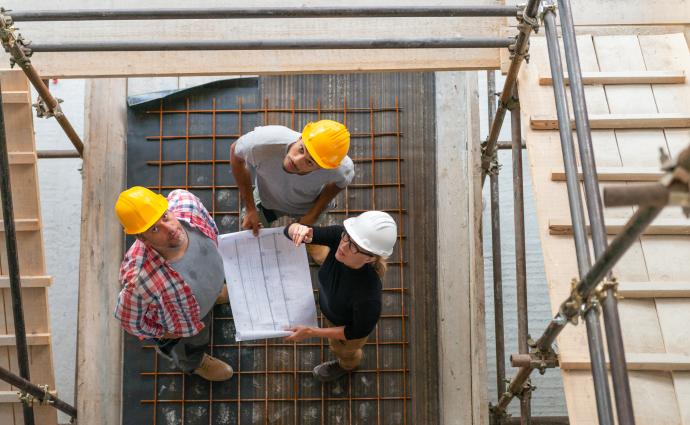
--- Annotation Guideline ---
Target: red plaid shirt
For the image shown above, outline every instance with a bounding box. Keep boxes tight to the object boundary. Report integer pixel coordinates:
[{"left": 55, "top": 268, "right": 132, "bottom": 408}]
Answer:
[{"left": 114, "top": 190, "right": 219, "bottom": 340}]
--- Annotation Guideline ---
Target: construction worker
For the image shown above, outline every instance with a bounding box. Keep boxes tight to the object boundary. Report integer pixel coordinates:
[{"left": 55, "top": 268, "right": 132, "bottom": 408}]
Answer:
[
  {"left": 230, "top": 120, "right": 353, "bottom": 261},
  {"left": 114, "top": 186, "right": 233, "bottom": 382},
  {"left": 282, "top": 211, "right": 397, "bottom": 382}
]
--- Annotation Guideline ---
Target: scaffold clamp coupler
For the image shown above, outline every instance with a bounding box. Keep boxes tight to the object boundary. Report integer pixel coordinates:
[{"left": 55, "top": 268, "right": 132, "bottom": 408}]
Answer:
[
  {"left": 481, "top": 140, "right": 501, "bottom": 176},
  {"left": 17, "top": 390, "right": 36, "bottom": 407},
  {"left": 562, "top": 278, "right": 583, "bottom": 325},
  {"left": 517, "top": 8, "right": 540, "bottom": 34},
  {"left": 539, "top": 2, "right": 558, "bottom": 23}
]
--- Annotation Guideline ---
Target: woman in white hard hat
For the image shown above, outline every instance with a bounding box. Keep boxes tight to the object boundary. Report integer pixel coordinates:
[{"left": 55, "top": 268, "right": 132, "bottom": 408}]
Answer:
[{"left": 283, "top": 211, "right": 397, "bottom": 382}]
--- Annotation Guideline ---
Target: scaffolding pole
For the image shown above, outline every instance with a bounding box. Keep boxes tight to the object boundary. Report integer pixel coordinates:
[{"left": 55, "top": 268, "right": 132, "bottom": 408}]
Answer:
[
  {"left": 0, "top": 365, "right": 77, "bottom": 420},
  {"left": 510, "top": 87, "right": 531, "bottom": 425},
  {"left": 481, "top": 0, "right": 540, "bottom": 185},
  {"left": 0, "top": 14, "right": 84, "bottom": 156},
  {"left": 487, "top": 70, "right": 507, "bottom": 405},
  {"left": 542, "top": 6, "right": 614, "bottom": 424},
  {"left": 495, "top": 199, "right": 664, "bottom": 414},
  {"left": 0, "top": 83, "right": 35, "bottom": 425},
  {"left": 28, "top": 37, "right": 514, "bottom": 52},
  {"left": 556, "top": 0, "right": 635, "bottom": 421},
  {"left": 9, "top": 6, "right": 521, "bottom": 21}
]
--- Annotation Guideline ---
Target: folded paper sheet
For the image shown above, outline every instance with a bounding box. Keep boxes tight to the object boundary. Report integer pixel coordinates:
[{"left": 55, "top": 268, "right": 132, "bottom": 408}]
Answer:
[{"left": 218, "top": 227, "right": 318, "bottom": 341}]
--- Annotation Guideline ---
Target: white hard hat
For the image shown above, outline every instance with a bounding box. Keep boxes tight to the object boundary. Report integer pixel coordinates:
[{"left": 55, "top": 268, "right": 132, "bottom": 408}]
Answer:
[{"left": 343, "top": 211, "right": 397, "bottom": 258}]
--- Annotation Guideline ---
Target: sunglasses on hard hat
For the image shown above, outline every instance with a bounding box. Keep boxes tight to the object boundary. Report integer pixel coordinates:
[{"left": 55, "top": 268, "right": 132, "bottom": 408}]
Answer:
[{"left": 341, "top": 231, "right": 375, "bottom": 257}]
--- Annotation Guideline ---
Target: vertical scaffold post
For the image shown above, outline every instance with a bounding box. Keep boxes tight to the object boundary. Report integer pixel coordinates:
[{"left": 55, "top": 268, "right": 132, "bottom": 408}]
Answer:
[
  {"left": 557, "top": 0, "right": 636, "bottom": 422},
  {"left": 542, "top": 4, "right": 615, "bottom": 424}
]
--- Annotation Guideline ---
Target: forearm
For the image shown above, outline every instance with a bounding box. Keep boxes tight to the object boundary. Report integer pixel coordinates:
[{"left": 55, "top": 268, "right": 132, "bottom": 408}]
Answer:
[
  {"left": 301, "top": 183, "right": 342, "bottom": 223},
  {"left": 309, "top": 325, "right": 346, "bottom": 340},
  {"left": 230, "top": 143, "right": 256, "bottom": 210}
]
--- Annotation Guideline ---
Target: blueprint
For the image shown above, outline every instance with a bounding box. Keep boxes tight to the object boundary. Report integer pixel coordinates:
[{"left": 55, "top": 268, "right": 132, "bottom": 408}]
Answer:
[{"left": 217, "top": 227, "right": 318, "bottom": 341}]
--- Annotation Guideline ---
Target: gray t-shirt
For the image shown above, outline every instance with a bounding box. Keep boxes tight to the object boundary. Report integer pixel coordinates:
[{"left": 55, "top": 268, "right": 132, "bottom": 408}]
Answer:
[
  {"left": 170, "top": 222, "right": 226, "bottom": 317},
  {"left": 234, "top": 125, "right": 355, "bottom": 215}
]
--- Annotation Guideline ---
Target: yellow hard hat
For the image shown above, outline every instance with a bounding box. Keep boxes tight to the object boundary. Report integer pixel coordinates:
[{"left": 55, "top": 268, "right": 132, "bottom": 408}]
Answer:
[
  {"left": 115, "top": 186, "right": 169, "bottom": 234},
  {"left": 302, "top": 120, "right": 350, "bottom": 169}
]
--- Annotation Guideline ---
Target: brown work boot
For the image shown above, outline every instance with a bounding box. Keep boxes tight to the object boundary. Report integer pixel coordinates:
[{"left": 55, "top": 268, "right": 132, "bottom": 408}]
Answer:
[
  {"left": 215, "top": 286, "right": 229, "bottom": 305},
  {"left": 193, "top": 354, "right": 233, "bottom": 381},
  {"left": 312, "top": 360, "right": 349, "bottom": 382}
]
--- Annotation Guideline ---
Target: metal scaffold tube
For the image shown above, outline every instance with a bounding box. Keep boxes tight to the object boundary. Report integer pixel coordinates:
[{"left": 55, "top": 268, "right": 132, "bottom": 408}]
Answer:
[
  {"left": 29, "top": 37, "right": 515, "bottom": 52},
  {"left": 510, "top": 87, "right": 531, "bottom": 425},
  {"left": 0, "top": 365, "right": 77, "bottom": 420},
  {"left": 487, "top": 70, "right": 507, "bottom": 403},
  {"left": 0, "top": 14, "right": 84, "bottom": 157},
  {"left": 0, "top": 85, "right": 35, "bottom": 425},
  {"left": 481, "top": 0, "right": 541, "bottom": 185},
  {"left": 9, "top": 6, "right": 522, "bottom": 21},
  {"left": 557, "top": 0, "right": 635, "bottom": 422},
  {"left": 542, "top": 6, "right": 614, "bottom": 424},
  {"left": 496, "top": 201, "right": 664, "bottom": 413}
]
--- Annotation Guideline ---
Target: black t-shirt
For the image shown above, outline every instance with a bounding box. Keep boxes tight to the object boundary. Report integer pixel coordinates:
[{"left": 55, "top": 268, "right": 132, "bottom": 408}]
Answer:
[{"left": 284, "top": 224, "right": 382, "bottom": 339}]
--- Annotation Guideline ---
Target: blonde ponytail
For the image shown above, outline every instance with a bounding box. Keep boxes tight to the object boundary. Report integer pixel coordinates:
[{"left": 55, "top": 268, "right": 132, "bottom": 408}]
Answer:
[{"left": 373, "top": 256, "right": 388, "bottom": 278}]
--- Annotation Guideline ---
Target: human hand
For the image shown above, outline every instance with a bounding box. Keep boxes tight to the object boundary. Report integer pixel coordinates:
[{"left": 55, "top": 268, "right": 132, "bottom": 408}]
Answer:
[
  {"left": 288, "top": 223, "right": 313, "bottom": 246},
  {"left": 161, "top": 332, "right": 181, "bottom": 340},
  {"left": 284, "top": 326, "right": 313, "bottom": 342},
  {"left": 242, "top": 207, "right": 261, "bottom": 236}
]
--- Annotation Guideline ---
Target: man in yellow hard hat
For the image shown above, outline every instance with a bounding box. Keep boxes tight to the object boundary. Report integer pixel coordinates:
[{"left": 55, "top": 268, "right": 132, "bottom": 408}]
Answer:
[
  {"left": 114, "top": 187, "right": 233, "bottom": 382},
  {"left": 230, "top": 120, "right": 353, "bottom": 243}
]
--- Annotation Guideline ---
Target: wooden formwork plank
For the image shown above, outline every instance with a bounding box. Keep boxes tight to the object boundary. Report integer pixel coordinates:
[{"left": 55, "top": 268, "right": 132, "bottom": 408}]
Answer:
[
  {"left": 637, "top": 36, "right": 690, "bottom": 424},
  {"left": 0, "top": 333, "right": 51, "bottom": 346},
  {"left": 0, "top": 70, "right": 56, "bottom": 425},
  {"left": 594, "top": 32, "right": 689, "bottom": 423},
  {"left": 0, "top": 219, "right": 40, "bottom": 232},
  {"left": 619, "top": 282, "right": 690, "bottom": 298},
  {"left": 0, "top": 276, "right": 52, "bottom": 288},
  {"left": 550, "top": 167, "right": 663, "bottom": 181},
  {"left": 539, "top": 70, "right": 686, "bottom": 85},
  {"left": 548, "top": 218, "right": 690, "bottom": 235},
  {"left": 560, "top": 353, "right": 690, "bottom": 371},
  {"left": 530, "top": 112, "right": 690, "bottom": 130}
]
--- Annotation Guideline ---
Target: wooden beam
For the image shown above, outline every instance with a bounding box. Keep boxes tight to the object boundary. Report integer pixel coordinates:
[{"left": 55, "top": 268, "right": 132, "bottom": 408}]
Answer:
[
  {"left": 531, "top": 113, "right": 690, "bottom": 130},
  {"left": 1, "top": 91, "right": 30, "bottom": 104},
  {"left": 0, "top": 1, "right": 503, "bottom": 77},
  {"left": 76, "top": 78, "right": 126, "bottom": 425},
  {"left": 0, "top": 333, "right": 51, "bottom": 346},
  {"left": 549, "top": 218, "right": 690, "bottom": 235},
  {"left": 8, "top": 152, "right": 36, "bottom": 165},
  {"left": 560, "top": 353, "right": 690, "bottom": 371},
  {"left": 539, "top": 70, "right": 686, "bottom": 85},
  {"left": 0, "top": 275, "right": 53, "bottom": 288},
  {"left": 0, "top": 218, "right": 40, "bottom": 232},
  {"left": 551, "top": 167, "right": 663, "bottom": 182},
  {"left": 619, "top": 282, "right": 690, "bottom": 298}
]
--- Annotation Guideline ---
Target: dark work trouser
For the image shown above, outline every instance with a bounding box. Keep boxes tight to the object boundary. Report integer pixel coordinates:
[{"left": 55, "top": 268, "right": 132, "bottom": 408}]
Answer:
[{"left": 156, "top": 311, "right": 213, "bottom": 373}]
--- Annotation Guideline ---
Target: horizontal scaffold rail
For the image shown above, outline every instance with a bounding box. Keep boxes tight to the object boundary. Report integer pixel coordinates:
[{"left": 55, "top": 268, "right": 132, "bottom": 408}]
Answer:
[
  {"left": 29, "top": 37, "right": 516, "bottom": 52},
  {"left": 9, "top": 6, "right": 521, "bottom": 21}
]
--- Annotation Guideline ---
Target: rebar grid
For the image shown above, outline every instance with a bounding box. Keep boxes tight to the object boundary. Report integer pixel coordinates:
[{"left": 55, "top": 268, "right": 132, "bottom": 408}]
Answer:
[{"left": 135, "top": 95, "right": 409, "bottom": 424}]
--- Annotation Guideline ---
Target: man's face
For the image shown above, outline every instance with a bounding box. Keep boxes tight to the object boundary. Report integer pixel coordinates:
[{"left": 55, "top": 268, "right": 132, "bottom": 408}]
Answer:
[
  {"left": 282, "top": 139, "right": 321, "bottom": 175},
  {"left": 139, "top": 211, "right": 187, "bottom": 251}
]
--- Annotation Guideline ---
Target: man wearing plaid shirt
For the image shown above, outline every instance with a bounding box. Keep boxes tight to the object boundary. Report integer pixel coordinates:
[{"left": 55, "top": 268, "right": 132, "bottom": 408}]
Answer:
[{"left": 114, "top": 187, "right": 234, "bottom": 381}]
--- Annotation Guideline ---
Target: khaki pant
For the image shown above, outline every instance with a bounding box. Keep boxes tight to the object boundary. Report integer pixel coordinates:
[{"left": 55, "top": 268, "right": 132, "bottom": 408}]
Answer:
[{"left": 325, "top": 319, "right": 368, "bottom": 370}]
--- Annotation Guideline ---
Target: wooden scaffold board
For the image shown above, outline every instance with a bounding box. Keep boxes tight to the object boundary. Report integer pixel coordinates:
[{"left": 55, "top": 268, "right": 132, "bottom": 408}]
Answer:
[
  {"left": 0, "top": 70, "right": 57, "bottom": 424},
  {"left": 517, "top": 32, "right": 690, "bottom": 424}
]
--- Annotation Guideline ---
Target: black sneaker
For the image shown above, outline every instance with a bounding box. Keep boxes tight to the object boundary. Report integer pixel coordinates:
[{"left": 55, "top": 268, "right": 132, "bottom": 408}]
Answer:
[{"left": 312, "top": 360, "right": 349, "bottom": 382}]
